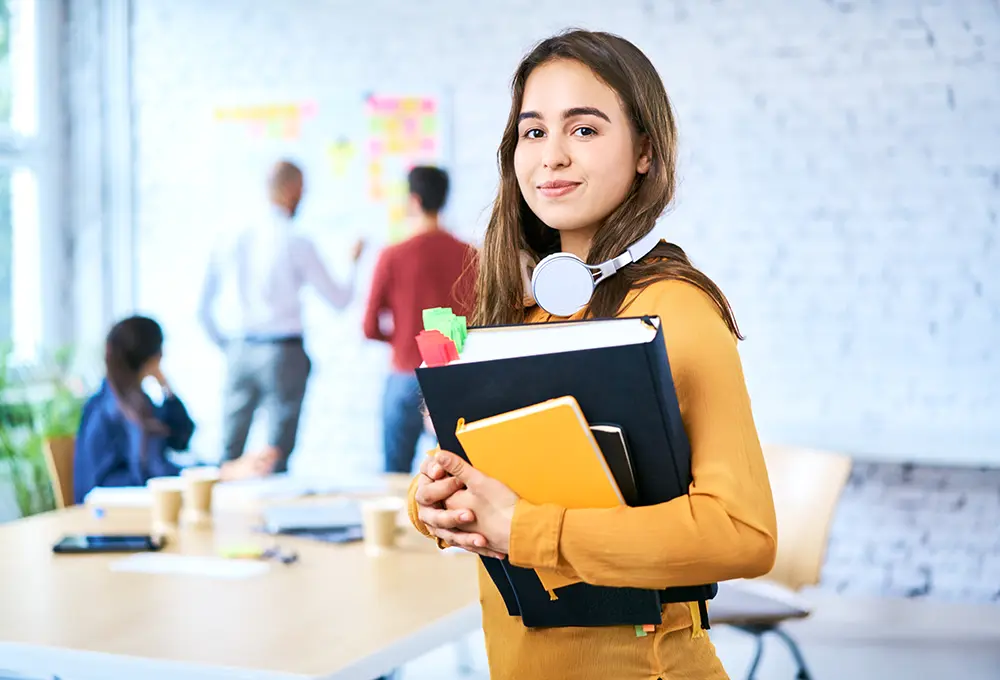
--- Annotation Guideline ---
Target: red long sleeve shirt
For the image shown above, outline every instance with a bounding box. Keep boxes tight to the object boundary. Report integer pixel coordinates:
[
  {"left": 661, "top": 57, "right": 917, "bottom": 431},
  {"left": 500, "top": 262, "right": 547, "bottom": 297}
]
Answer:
[{"left": 363, "top": 230, "right": 477, "bottom": 372}]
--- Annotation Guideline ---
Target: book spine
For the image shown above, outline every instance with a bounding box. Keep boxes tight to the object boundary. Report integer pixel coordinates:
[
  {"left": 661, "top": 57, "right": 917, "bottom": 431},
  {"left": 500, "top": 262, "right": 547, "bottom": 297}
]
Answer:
[
  {"left": 642, "top": 321, "right": 691, "bottom": 491},
  {"left": 643, "top": 319, "right": 717, "bottom": 605}
]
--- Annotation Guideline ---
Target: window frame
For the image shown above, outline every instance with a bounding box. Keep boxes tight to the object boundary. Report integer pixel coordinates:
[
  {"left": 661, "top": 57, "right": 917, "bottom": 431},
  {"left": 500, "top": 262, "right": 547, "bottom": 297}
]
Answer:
[{"left": 0, "top": 0, "right": 66, "bottom": 366}]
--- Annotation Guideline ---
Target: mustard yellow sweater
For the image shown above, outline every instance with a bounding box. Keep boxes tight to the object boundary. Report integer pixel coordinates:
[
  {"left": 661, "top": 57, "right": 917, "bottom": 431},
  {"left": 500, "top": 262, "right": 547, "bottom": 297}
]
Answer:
[{"left": 408, "top": 279, "right": 778, "bottom": 679}]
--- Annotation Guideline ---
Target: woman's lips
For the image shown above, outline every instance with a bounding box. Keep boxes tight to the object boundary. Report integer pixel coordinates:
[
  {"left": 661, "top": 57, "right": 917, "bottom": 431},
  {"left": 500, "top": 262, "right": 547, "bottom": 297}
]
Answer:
[{"left": 537, "top": 180, "right": 581, "bottom": 198}]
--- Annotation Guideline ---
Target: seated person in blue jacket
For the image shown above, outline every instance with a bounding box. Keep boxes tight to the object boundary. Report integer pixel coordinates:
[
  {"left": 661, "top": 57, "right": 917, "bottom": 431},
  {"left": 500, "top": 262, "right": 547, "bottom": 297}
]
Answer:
[{"left": 74, "top": 315, "right": 277, "bottom": 504}]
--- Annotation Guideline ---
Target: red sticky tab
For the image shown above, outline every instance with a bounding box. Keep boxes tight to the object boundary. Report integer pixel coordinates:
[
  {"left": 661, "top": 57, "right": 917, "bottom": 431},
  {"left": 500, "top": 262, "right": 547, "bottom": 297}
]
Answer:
[
  {"left": 416, "top": 330, "right": 458, "bottom": 367},
  {"left": 642, "top": 624, "right": 655, "bottom": 633}
]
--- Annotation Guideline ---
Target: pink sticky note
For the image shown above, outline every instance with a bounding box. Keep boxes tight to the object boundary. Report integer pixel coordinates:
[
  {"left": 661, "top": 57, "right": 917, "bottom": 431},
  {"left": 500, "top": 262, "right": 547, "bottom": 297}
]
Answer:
[{"left": 300, "top": 101, "right": 318, "bottom": 118}]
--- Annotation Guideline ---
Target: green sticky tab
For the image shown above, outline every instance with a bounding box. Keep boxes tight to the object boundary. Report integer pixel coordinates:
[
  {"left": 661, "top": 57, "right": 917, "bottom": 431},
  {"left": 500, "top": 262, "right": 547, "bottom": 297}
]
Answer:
[
  {"left": 450, "top": 315, "right": 468, "bottom": 352},
  {"left": 634, "top": 625, "right": 647, "bottom": 638},
  {"left": 422, "top": 307, "right": 468, "bottom": 353},
  {"left": 422, "top": 307, "right": 452, "bottom": 331}
]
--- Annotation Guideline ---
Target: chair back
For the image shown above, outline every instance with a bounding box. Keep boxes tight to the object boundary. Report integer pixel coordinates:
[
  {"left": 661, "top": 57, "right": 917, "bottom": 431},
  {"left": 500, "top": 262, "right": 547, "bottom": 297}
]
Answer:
[
  {"left": 761, "top": 444, "right": 852, "bottom": 591},
  {"left": 44, "top": 436, "right": 76, "bottom": 509}
]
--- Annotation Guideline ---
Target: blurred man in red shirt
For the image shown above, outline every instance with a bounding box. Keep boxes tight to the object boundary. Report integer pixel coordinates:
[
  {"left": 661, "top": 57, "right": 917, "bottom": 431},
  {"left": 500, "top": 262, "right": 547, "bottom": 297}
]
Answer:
[{"left": 363, "top": 166, "right": 476, "bottom": 473}]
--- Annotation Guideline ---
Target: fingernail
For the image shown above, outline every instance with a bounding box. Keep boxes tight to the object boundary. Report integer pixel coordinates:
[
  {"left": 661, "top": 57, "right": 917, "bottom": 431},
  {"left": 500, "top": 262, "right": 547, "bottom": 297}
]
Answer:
[
  {"left": 460, "top": 512, "right": 473, "bottom": 522},
  {"left": 474, "top": 537, "right": 485, "bottom": 547},
  {"left": 429, "top": 464, "right": 441, "bottom": 476}
]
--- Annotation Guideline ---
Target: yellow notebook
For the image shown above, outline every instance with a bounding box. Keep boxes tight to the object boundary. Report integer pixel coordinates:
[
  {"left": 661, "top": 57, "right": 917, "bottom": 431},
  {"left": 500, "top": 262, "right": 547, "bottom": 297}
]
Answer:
[{"left": 455, "top": 395, "right": 624, "bottom": 596}]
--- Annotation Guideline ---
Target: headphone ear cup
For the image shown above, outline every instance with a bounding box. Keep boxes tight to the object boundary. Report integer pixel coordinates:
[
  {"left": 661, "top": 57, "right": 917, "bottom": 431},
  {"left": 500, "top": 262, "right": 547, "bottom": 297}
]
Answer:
[{"left": 531, "top": 253, "right": 596, "bottom": 317}]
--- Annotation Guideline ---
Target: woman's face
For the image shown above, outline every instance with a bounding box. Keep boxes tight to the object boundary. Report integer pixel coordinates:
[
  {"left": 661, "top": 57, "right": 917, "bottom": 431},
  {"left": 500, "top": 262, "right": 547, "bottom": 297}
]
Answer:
[{"left": 514, "top": 58, "right": 651, "bottom": 252}]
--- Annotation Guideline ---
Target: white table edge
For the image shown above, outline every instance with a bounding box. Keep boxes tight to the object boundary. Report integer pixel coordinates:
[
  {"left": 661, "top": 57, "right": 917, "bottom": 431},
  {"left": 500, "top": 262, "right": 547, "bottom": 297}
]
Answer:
[
  {"left": 0, "top": 602, "right": 483, "bottom": 680},
  {"left": 318, "top": 602, "right": 482, "bottom": 680}
]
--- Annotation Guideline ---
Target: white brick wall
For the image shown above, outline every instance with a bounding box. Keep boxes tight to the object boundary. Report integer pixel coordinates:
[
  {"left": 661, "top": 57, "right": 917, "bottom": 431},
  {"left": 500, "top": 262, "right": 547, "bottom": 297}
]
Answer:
[
  {"left": 63, "top": 0, "right": 1000, "bottom": 596},
  {"left": 118, "top": 0, "right": 1000, "bottom": 471},
  {"left": 824, "top": 463, "right": 1000, "bottom": 602}
]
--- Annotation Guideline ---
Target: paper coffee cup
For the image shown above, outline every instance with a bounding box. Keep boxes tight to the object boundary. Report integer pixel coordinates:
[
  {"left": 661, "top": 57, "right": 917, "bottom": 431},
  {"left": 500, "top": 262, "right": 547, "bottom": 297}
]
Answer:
[
  {"left": 361, "top": 497, "right": 405, "bottom": 556},
  {"left": 148, "top": 476, "right": 184, "bottom": 533},
  {"left": 180, "top": 467, "right": 220, "bottom": 527}
]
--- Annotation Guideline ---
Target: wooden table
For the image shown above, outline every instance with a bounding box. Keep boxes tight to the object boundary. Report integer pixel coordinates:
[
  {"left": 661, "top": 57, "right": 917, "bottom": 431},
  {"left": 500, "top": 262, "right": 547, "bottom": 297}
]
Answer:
[{"left": 0, "top": 477, "right": 482, "bottom": 680}]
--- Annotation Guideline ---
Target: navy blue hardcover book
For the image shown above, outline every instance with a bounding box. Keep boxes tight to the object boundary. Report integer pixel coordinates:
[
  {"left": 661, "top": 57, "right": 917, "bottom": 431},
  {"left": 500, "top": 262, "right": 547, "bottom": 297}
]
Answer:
[{"left": 416, "top": 315, "right": 717, "bottom": 628}]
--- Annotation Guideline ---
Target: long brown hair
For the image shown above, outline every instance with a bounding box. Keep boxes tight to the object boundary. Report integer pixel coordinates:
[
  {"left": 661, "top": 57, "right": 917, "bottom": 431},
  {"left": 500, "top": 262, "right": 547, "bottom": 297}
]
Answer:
[
  {"left": 105, "top": 316, "right": 169, "bottom": 468},
  {"left": 472, "top": 29, "right": 742, "bottom": 339}
]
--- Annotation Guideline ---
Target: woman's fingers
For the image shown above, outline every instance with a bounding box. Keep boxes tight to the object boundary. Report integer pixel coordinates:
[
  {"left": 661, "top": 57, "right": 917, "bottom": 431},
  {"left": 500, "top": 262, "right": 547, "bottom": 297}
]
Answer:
[
  {"left": 443, "top": 489, "right": 476, "bottom": 511},
  {"left": 432, "top": 527, "right": 505, "bottom": 560},
  {"left": 414, "top": 475, "right": 464, "bottom": 507},
  {"left": 419, "top": 449, "right": 463, "bottom": 481},
  {"left": 417, "top": 503, "right": 476, "bottom": 530},
  {"left": 420, "top": 456, "right": 444, "bottom": 480},
  {"left": 418, "top": 454, "right": 443, "bottom": 480}
]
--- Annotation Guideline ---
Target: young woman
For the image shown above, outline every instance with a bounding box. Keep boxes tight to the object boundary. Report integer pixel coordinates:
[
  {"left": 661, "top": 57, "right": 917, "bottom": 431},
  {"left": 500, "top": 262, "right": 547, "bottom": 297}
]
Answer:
[
  {"left": 409, "top": 30, "right": 777, "bottom": 679},
  {"left": 73, "top": 315, "right": 276, "bottom": 503}
]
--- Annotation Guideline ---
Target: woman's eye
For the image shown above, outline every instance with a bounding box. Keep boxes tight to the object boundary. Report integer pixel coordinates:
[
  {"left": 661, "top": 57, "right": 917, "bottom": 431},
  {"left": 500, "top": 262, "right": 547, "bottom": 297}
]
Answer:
[
  {"left": 523, "top": 128, "right": 545, "bottom": 139},
  {"left": 573, "top": 126, "right": 597, "bottom": 137}
]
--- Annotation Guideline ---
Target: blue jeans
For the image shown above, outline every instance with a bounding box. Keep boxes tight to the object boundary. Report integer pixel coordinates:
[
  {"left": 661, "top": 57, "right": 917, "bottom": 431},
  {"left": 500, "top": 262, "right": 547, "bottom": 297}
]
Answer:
[{"left": 382, "top": 373, "right": 424, "bottom": 473}]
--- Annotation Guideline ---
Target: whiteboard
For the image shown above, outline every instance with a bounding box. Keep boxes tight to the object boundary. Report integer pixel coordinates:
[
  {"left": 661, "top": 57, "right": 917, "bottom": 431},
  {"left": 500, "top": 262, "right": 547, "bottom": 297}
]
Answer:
[
  {"left": 168, "top": 90, "right": 453, "bottom": 476},
  {"left": 207, "top": 90, "right": 453, "bottom": 245}
]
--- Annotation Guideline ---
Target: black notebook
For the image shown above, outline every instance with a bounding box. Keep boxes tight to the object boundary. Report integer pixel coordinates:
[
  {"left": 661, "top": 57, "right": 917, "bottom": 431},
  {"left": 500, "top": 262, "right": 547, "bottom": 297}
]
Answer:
[
  {"left": 416, "top": 315, "right": 718, "bottom": 628},
  {"left": 590, "top": 423, "right": 640, "bottom": 508}
]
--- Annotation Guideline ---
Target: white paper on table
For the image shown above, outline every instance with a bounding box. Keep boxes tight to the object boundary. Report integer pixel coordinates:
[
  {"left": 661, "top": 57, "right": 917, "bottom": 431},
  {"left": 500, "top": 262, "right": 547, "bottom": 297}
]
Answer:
[
  {"left": 214, "top": 474, "right": 390, "bottom": 504},
  {"left": 84, "top": 486, "right": 151, "bottom": 508},
  {"left": 109, "top": 554, "right": 271, "bottom": 580}
]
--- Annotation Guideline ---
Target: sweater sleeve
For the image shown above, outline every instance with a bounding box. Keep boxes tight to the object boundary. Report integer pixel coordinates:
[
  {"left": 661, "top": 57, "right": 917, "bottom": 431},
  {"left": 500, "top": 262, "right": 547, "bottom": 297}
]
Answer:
[
  {"left": 507, "top": 281, "right": 778, "bottom": 590},
  {"left": 362, "top": 250, "right": 392, "bottom": 342},
  {"left": 407, "top": 474, "right": 434, "bottom": 539},
  {"left": 156, "top": 395, "right": 196, "bottom": 452},
  {"left": 406, "top": 471, "right": 450, "bottom": 551}
]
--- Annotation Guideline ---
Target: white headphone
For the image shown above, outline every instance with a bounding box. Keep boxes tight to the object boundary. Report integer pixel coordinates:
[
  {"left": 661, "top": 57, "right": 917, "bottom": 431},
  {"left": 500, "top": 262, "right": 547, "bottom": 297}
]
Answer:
[{"left": 530, "top": 230, "right": 662, "bottom": 317}]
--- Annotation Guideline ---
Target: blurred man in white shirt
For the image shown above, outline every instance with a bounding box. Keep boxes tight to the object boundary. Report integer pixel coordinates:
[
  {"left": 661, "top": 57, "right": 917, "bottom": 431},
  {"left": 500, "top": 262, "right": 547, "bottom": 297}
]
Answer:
[{"left": 198, "top": 160, "right": 363, "bottom": 473}]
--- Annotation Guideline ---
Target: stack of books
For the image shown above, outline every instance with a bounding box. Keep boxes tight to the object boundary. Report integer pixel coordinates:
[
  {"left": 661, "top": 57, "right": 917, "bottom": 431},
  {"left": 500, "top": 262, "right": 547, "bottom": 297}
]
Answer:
[{"left": 415, "top": 312, "right": 718, "bottom": 628}]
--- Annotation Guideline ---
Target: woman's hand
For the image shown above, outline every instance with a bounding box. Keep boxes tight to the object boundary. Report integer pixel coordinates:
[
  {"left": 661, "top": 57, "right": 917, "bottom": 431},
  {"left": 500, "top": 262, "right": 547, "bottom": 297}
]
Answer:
[
  {"left": 144, "top": 357, "right": 172, "bottom": 396},
  {"left": 414, "top": 452, "right": 497, "bottom": 558},
  {"left": 416, "top": 450, "right": 519, "bottom": 558}
]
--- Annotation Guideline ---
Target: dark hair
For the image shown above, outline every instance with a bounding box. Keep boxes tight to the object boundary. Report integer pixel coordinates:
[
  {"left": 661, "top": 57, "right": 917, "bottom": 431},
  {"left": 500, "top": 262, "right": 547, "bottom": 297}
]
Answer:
[
  {"left": 105, "top": 316, "right": 168, "bottom": 446},
  {"left": 473, "top": 29, "right": 742, "bottom": 339},
  {"left": 407, "top": 165, "right": 450, "bottom": 214}
]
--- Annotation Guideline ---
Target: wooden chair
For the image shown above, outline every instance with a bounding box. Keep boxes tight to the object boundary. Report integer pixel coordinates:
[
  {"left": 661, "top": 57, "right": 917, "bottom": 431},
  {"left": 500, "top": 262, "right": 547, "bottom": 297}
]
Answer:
[
  {"left": 713, "top": 444, "right": 853, "bottom": 680},
  {"left": 43, "top": 436, "right": 76, "bottom": 509}
]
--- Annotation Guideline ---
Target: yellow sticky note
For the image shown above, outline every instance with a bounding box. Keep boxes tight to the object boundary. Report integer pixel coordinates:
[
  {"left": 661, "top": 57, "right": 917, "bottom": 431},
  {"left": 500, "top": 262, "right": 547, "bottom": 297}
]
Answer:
[{"left": 219, "top": 544, "right": 264, "bottom": 559}]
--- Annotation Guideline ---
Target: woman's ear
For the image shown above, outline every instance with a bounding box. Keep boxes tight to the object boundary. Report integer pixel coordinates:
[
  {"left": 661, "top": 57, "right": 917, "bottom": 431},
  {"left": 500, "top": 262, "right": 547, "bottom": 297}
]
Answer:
[{"left": 636, "top": 135, "right": 653, "bottom": 175}]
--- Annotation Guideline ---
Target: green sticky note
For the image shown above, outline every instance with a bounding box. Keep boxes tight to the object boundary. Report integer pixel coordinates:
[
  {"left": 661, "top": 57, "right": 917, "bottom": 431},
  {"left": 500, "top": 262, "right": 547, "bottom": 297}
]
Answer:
[
  {"left": 422, "top": 307, "right": 468, "bottom": 353},
  {"left": 449, "top": 315, "right": 468, "bottom": 352},
  {"left": 634, "top": 625, "right": 647, "bottom": 637},
  {"left": 422, "top": 307, "right": 451, "bottom": 331}
]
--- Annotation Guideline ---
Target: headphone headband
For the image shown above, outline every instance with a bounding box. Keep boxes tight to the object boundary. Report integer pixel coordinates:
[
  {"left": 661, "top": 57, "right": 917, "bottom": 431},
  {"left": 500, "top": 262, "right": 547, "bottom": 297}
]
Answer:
[{"left": 626, "top": 229, "right": 661, "bottom": 264}]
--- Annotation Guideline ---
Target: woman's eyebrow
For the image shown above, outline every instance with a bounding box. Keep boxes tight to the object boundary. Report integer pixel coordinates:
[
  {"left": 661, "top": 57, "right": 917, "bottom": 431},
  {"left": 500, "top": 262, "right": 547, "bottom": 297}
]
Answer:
[
  {"left": 563, "top": 106, "right": 611, "bottom": 122},
  {"left": 517, "top": 107, "right": 612, "bottom": 123}
]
